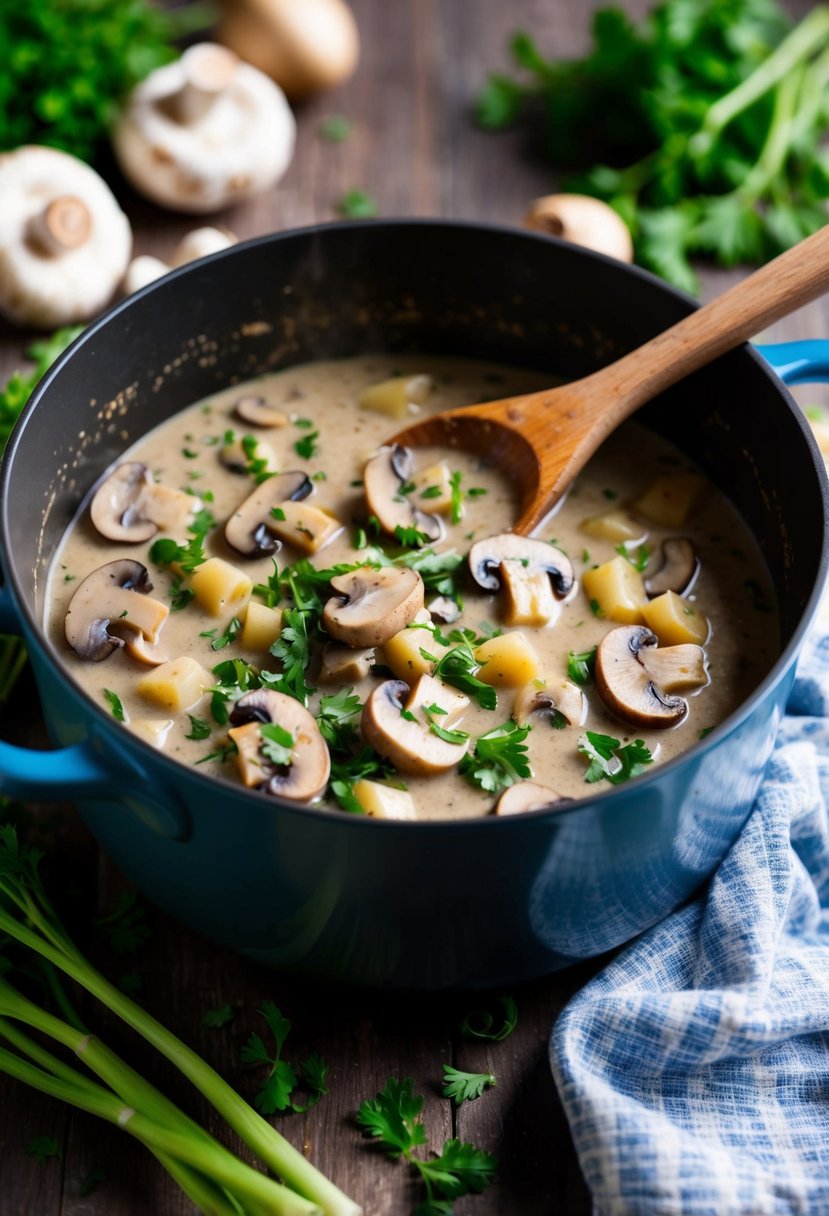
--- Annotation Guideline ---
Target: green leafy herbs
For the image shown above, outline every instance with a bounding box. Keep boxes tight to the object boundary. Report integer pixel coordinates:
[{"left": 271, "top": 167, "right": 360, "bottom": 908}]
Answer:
[
  {"left": 240, "top": 434, "right": 272, "bottom": 483},
  {"left": 357, "top": 1078, "right": 497, "bottom": 1210},
  {"left": 26, "top": 1135, "right": 61, "bottom": 1165},
  {"left": 102, "top": 688, "right": 125, "bottom": 721},
  {"left": 0, "top": 2, "right": 210, "bottom": 163},
  {"left": 92, "top": 890, "right": 152, "bottom": 956},
  {"left": 149, "top": 507, "right": 215, "bottom": 601},
  {"left": 338, "top": 189, "right": 379, "bottom": 218},
  {"left": 240, "top": 1003, "right": 330, "bottom": 1115},
  {"left": 316, "top": 688, "right": 362, "bottom": 749},
  {"left": 441, "top": 1066, "right": 496, "bottom": 1105},
  {"left": 616, "top": 542, "right": 650, "bottom": 572},
  {"left": 567, "top": 646, "right": 597, "bottom": 685},
  {"left": 267, "top": 608, "right": 315, "bottom": 706},
  {"left": 394, "top": 523, "right": 429, "bottom": 549},
  {"left": 432, "top": 642, "right": 497, "bottom": 710},
  {"left": 477, "top": 3, "right": 829, "bottom": 291},
  {"left": 210, "top": 616, "right": 242, "bottom": 651},
  {"left": 185, "top": 715, "right": 211, "bottom": 741},
  {"left": 578, "top": 731, "right": 655, "bottom": 784},
  {"left": 259, "top": 723, "right": 295, "bottom": 768},
  {"left": 460, "top": 723, "right": 532, "bottom": 793},
  {"left": 319, "top": 114, "right": 353, "bottom": 142},
  {"left": 202, "top": 1003, "right": 236, "bottom": 1030},
  {"left": 293, "top": 430, "right": 320, "bottom": 460},
  {"left": 459, "top": 994, "right": 519, "bottom": 1042}
]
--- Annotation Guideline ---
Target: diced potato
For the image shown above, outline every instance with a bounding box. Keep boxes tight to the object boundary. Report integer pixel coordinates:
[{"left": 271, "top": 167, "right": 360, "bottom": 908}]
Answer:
[
  {"left": 580, "top": 508, "right": 647, "bottom": 545},
  {"left": 129, "top": 718, "right": 174, "bottom": 749},
  {"left": 582, "top": 556, "right": 647, "bottom": 624},
  {"left": 268, "top": 501, "right": 342, "bottom": 554},
  {"left": 358, "top": 373, "right": 434, "bottom": 419},
  {"left": 382, "top": 610, "right": 450, "bottom": 681},
  {"left": 190, "top": 557, "right": 253, "bottom": 617},
  {"left": 642, "top": 590, "right": 709, "bottom": 646},
  {"left": 632, "top": 474, "right": 706, "bottom": 528},
  {"left": 501, "top": 564, "right": 558, "bottom": 627},
  {"left": 413, "top": 461, "right": 453, "bottom": 515},
  {"left": 241, "top": 602, "right": 283, "bottom": 651},
  {"left": 137, "top": 657, "right": 212, "bottom": 712},
  {"left": 353, "top": 780, "right": 416, "bottom": 820},
  {"left": 475, "top": 632, "right": 541, "bottom": 687}
]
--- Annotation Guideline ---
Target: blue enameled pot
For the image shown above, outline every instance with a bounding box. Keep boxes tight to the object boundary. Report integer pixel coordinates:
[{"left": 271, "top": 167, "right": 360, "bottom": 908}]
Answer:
[{"left": 0, "top": 222, "right": 827, "bottom": 988}]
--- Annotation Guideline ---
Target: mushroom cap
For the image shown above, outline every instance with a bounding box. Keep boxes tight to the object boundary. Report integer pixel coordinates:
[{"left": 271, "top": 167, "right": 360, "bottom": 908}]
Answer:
[
  {"left": 64, "top": 560, "right": 169, "bottom": 662},
  {"left": 523, "top": 194, "right": 634, "bottom": 262},
  {"left": 233, "top": 394, "right": 289, "bottom": 428},
  {"left": 112, "top": 43, "right": 296, "bottom": 213},
  {"left": 644, "top": 537, "right": 700, "bottom": 598},
  {"left": 594, "top": 625, "right": 696, "bottom": 729},
  {"left": 361, "top": 676, "right": 470, "bottom": 775},
  {"left": 228, "top": 688, "right": 330, "bottom": 801},
  {"left": 323, "top": 565, "right": 424, "bottom": 648},
  {"left": 468, "top": 533, "right": 575, "bottom": 598},
  {"left": 224, "top": 470, "right": 313, "bottom": 557},
  {"left": 495, "top": 781, "right": 569, "bottom": 815},
  {"left": 363, "top": 445, "right": 443, "bottom": 542},
  {"left": 0, "top": 146, "right": 131, "bottom": 328},
  {"left": 90, "top": 462, "right": 197, "bottom": 542},
  {"left": 513, "top": 678, "right": 586, "bottom": 727}
]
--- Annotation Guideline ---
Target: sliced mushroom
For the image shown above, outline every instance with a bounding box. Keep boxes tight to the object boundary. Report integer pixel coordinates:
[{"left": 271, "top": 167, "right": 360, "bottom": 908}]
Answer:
[
  {"left": 228, "top": 689, "right": 330, "bottom": 801},
  {"left": 90, "top": 462, "right": 198, "bottom": 543},
  {"left": 594, "top": 625, "right": 707, "bottom": 729},
  {"left": 220, "top": 435, "right": 278, "bottom": 474},
  {"left": 644, "top": 538, "right": 700, "bottom": 598},
  {"left": 123, "top": 633, "right": 171, "bottom": 667},
  {"left": 234, "top": 394, "right": 289, "bottom": 428},
  {"left": 468, "top": 534, "right": 576, "bottom": 626},
  {"left": 268, "top": 501, "right": 343, "bottom": 554},
  {"left": 318, "top": 642, "right": 375, "bottom": 684},
  {"left": 495, "top": 782, "right": 569, "bottom": 815},
  {"left": 361, "top": 674, "right": 470, "bottom": 775},
  {"left": 363, "top": 445, "right": 443, "bottom": 542},
  {"left": 427, "top": 595, "right": 461, "bottom": 624},
  {"left": 323, "top": 566, "right": 424, "bottom": 648},
  {"left": 65, "top": 560, "right": 168, "bottom": 662},
  {"left": 224, "top": 470, "right": 312, "bottom": 557},
  {"left": 513, "top": 679, "right": 586, "bottom": 727}
]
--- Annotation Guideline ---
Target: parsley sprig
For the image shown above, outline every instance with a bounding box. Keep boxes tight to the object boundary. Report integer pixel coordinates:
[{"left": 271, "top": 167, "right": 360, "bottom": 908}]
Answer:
[
  {"left": 460, "top": 723, "right": 532, "bottom": 793},
  {"left": 441, "top": 1066, "right": 496, "bottom": 1105},
  {"left": 578, "top": 731, "right": 654, "bottom": 784},
  {"left": 240, "top": 1002, "right": 330, "bottom": 1115}
]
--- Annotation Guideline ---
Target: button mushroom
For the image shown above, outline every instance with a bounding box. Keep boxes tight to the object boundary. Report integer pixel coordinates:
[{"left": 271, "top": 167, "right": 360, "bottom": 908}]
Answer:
[
  {"left": 323, "top": 566, "right": 424, "bottom": 648},
  {"left": 0, "top": 146, "right": 131, "bottom": 328},
  {"left": 65, "top": 560, "right": 168, "bottom": 662},
  {"left": 112, "top": 43, "right": 296, "bottom": 213},
  {"left": 523, "top": 194, "right": 634, "bottom": 263},
  {"left": 468, "top": 534, "right": 576, "bottom": 627},
  {"left": 363, "top": 445, "right": 443, "bottom": 543},
  {"left": 594, "top": 625, "right": 707, "bottom": 729},
  {"left": 122, "top": 227, "right": 238, "bottom": 296},
  {"left": 233, "top": 394, "right": 289, "bottom": 429},
  {"left": 361, "top": 674, "right": 470, "bottom": 775},
  {"left": 495, "top": 782, "right": 569, "bottom": 815},
  {"left": 224, "top": 470, "right": 312, "bottom": 557},
  {"left": 90, "top": 462, "right": 199, "bottom": 543},
  {"left": 644, "top": 538, "right": 700, "bottom": 598},
  {"left": 513, "top": 679, "right": 587, "bottom": 727},
  {"left": 228, "top": 689, "right": 330, "bottom": 801}
]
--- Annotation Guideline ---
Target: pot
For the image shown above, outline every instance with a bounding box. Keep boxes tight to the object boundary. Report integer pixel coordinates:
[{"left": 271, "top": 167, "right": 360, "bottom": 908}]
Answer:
[{"left": 0, "top": 221, "right": 826, "bottom": 989}]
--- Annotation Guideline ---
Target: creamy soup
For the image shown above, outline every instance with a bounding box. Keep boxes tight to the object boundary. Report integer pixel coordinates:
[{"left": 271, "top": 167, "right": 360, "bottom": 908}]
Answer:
[{"left": 46, "top": 355, "right": 778, "bottom": 820}]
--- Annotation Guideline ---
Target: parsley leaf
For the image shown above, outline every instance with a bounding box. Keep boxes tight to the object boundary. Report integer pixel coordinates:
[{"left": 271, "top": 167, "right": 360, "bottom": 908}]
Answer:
[
  {"left": 259, "top": 722, "right": 295, "bottom": 767},
  {"left": 441, "top": 1066, "right": 496, "bottom": 1105},
  {"left": 615, "top": 542, "right": 650, "bottom": 572},
  {"left": 417, "top": 1138, "right": 498, "bottom": 1200},
  {"left": 356, "top": 1077, "right": 428, "bottom": 1158},
  {"left": 210, "top": 616, "right": 242, "bottom": 651},
  {"left": 103, "top": 688, "right": 124, "bottom": 721},
  {"left": 567, "top": 646, "right": 597, "bottom": 685},
  {"left": 294, "top": 430, "right": 319, "bottom": 460},
  {"left": 319, "top": 114, "right": 353, "bottom": 142},
  {"left": 460, "top": 723, "right": 532, "bottom": 792},
  {"left": 459, "top": 994, "right": 518, "bottom": 1042},
  {"left": 317, "top": 689, "right": 362, "bottom": 749},
  {"left": 185, "top": 715, "right": 212, "bottom": 741},
  {"left": 433, "top": 643, "right": 497, "bottom": 709},
  {"left": 578, "top": 731, "right": 654, "bottom": 785},
  {"left": 339, "top": 190, "right": 379, "bottom": 218},
  {"left": 268, "top": 608, "right": 315, "bottom": 706},
  {"left": 26, "top": 1136, "right": 61, "bottom": 1166},
  {"left": 240, "top": 1002, "right": 297, "bottom": 1114},
  {"left": 394, "top": 523, "right": 429, "bottom": 548},
  {"left": 202, "top": 1003, "right": 235, "bottom": 1029}
]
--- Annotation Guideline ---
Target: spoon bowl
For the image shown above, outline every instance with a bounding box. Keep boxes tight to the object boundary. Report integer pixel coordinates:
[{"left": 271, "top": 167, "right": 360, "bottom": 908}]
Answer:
[{"left": 394, "top": 224, "right": 829, "bottom": 533}]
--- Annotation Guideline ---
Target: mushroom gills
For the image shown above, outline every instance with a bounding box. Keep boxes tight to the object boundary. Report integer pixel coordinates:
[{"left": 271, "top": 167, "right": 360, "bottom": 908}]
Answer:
[
  {"left": 90, "top": 462, "right": 197, "bottom": 542},
  {"left": 323, "top": 565, "right": 424, "bottom": 648},
  {"left": 468, "top": 534, "right": 576, "bottom": 627},
  {"left": 644, "top": 538, "right": 700, "bottom": 598},
  {"left": 65, "top": 560, "right": 168, "bottom": 662},
  {"left": 513, "top": 679, "right": 586, "bottom": 727},
  {"left": 594, "top": 624, "right": 706, "bottom": 729},
  {"left": 228, "top": 689, "right": 330, "bottom": 801},
  {"left": 361, "top": 674, "right": 470, "bottom": 775},
  {"left": 363, "top": 445, "right": 443, "bottom": 542},
  {"left": 224, "top": 470, "right": 313, "bottom": 557}
]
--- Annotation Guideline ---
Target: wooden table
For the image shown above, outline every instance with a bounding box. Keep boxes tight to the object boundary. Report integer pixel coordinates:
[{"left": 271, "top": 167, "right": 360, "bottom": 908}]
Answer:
[{"left": 0, "top": 1, "right": 825, "bottom": 1212}]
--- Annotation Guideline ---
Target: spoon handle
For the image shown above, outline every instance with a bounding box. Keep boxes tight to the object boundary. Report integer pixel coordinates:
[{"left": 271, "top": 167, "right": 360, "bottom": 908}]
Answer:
[{"left": 581, "top": 222, "right": 829, "bottom": 430}]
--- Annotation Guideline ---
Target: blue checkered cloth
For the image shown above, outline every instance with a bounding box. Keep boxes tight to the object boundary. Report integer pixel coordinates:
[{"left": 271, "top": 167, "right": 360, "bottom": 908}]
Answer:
[{"left": 551, "top": 623, "right": 829, "bottom": 1216}]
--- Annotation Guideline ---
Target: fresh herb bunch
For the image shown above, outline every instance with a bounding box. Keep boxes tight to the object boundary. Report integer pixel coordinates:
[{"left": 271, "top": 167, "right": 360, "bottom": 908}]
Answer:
[
  {"left": 477, "top": 1, "right": 829, "bottom": 292},
  {"left": 0, "top": 0, "right": 211, "bottom": 163}
]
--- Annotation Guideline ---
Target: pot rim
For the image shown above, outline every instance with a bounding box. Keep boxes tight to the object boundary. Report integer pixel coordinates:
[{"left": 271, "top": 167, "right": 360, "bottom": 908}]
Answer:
[{"left": 3, "top": 217, "right": 828, "bottom": 828}]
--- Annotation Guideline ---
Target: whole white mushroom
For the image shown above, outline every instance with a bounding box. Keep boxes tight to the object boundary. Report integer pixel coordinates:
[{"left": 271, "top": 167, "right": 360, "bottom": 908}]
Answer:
[
  {"left": 112, "top": 43, "right": 296, "bottom": 214},
  {"left": 0, "top": 146, "right": 132, "bottom": 329}
]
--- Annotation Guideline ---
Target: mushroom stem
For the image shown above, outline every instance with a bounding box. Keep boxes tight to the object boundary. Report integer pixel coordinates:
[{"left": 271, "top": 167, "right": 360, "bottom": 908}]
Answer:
[
  {"left": 27, "top": 197, "right": 92, "bottom": 256},
  {"left": 162, "top": 44, "right": 239, "bottom": 124}
]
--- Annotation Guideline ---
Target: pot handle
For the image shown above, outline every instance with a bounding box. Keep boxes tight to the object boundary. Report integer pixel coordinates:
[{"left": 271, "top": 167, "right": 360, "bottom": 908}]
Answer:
[{"left": 755, "top": 340, "right": 829, "bottom": 385}]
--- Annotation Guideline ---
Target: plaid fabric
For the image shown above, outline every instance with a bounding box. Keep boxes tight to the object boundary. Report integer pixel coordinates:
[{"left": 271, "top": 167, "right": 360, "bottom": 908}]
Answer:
[{"left": 551, "top": 623, "right": 829, "bottom": 1216}]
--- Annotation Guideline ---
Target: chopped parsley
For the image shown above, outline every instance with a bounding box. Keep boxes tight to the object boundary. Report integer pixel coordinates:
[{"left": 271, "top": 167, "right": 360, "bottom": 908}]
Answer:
[
  {"left": 294, "top": 430, "right": 319, "bottom": 460},
  {"left": 319, "top": 114, "right": 353, "bottom": 142},
  {"left": 210, "top": 616, "right": 242, "bottom": 651},
  {"left": 567, "top": 646, "right": 597, "bottom": 685},
  {"left": 338, "top": 189, "right": 379, "bottom": 218},
  {"left": 616, "top": 542, "right": 650, "bottom": 572},
  {"left": 460, "top": 722, "right": 532, "bottom": 792},
  {"left": 578, "top": 731, "right": 654, "bottom": 784},
  {"left": 259, "top": 723, "right": 295, "bottom": 767},
  {"left": 185, "top": 715, "right": 211, "bottom": 740},
  {"left": 103, "top": 689, "right": 124, "bottom": 721},
  {"left": 433, "top": 643, "right": 497, "bottom": 710},
  {"left": 441, "top": 1065, "right": 496, "bottom": 1105}
]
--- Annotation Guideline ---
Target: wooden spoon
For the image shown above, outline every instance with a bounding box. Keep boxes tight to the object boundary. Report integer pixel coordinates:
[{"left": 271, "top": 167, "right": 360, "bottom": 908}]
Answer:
[{"left": 392, "top": 224, "right": 829, "bottom": 535}]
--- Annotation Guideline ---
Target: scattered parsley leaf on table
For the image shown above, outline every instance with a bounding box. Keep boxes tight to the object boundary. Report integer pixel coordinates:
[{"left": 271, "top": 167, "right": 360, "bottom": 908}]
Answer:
[
  {"left": 26, "top": 1135, "right": 61, "bottom": 1165},
  {"left": 441, "top": 1065, "right": 496, "bottom": 1105},
  {"left": 92, "top": 890, "right": 152, "bottom": 955},
  {"left": 459, "top": 994, "right": 518, "bottom": 1042},
  {"left": 338, "top": 190, "right": 379, "bottom": 218},
  {"left": 202, "top": 1003, "right": 236, "bottom": 1030},
  {"left": 241, "top": 1002, "right": 298, "bottom": 1115}
]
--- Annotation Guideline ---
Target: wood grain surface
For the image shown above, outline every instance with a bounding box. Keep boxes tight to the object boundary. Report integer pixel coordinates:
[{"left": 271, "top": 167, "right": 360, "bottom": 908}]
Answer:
[{"left": 0, "top": 1, "right": 825, "bottom": 1214}]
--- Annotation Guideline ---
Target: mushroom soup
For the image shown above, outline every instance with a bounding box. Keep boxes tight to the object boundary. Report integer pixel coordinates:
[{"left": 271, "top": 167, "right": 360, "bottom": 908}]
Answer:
[{"left": 46, "top": 355, "right": 779, "bottom": 820}]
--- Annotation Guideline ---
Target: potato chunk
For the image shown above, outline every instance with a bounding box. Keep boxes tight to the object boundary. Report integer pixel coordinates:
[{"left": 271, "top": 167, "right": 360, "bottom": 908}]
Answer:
[
  {"left": 241, "top": 602, "right": 283, "bottom": 651},
  {"left": 129, "top": 718, "right": 174, "bottom": 749},
  {"left": 358, "top": 373, "right": 434, "bottom": 419},
  {"left": 580, "top": 508, "right": 647, "bottom": 544},
  {"left": 475, "top": 632, "right": 541, "bottom": 687},
  {"left": 413, "top": 461, "right": 453, "bottom": 515},
  {"left": 501, "top": 564, "right": 558, "bottom": 627},
  {"left": 632, "top": 474, "right": 705, "bottom": 528},
  {"left": 353, "top": 780, "right": 416, "bottom": 820},
  {"left": 643, "top": 590, "right": 709, "bottom": 645},
  {"left": 382, "top": 610, "right": 449, "bottom": 681},
  {"left": 582, "top": 556, "right": 647, "bottom": 624},
  {"left": 137, "top": 657, "right": 212, "bottom": 712},
  {"left": 267, "top": 501, "right": 342, "bottom": 554},
  {"left": 190, "top": 557, "right": 253, "bottom": 617}
]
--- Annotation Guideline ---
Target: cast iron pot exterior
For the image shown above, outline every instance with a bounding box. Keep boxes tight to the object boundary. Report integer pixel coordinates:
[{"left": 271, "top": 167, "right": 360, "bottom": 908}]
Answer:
[{"left": 0, "top": 221, "right": 826, "bottom": 989}]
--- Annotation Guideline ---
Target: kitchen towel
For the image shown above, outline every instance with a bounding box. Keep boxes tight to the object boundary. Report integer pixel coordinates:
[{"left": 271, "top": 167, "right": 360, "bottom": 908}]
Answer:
[{"left": 551, "top": 621, "right": 829, "bottom": 1216}]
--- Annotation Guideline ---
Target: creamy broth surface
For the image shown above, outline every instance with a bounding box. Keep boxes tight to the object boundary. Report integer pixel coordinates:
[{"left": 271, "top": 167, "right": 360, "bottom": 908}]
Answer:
[{"left": 46, "top": 355, "right": 779, "bottom": 819}]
